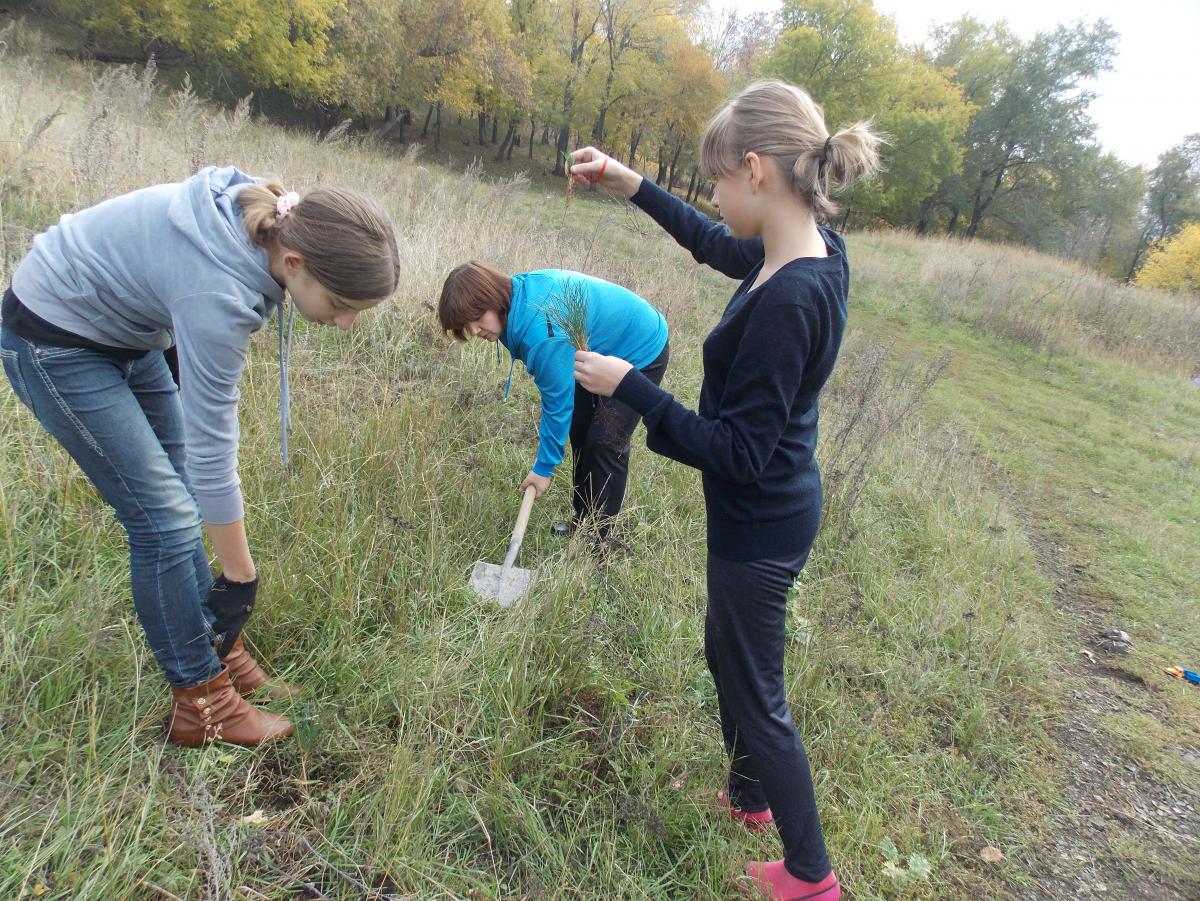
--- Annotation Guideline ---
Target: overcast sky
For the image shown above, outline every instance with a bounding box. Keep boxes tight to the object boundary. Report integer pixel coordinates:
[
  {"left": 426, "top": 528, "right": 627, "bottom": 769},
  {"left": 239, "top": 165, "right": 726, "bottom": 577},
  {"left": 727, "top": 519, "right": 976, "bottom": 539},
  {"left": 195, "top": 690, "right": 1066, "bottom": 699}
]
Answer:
[{"left": 714, "top": 0, "right": 1199, "bottom": 168}]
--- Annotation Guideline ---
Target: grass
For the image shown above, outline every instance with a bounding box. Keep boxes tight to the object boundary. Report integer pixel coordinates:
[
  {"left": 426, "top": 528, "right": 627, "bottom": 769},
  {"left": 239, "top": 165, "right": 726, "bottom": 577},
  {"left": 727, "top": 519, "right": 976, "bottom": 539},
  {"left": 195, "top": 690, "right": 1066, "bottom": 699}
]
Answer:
[{"left": 1, "top": 20, "right": 1198, "bottom": 899}]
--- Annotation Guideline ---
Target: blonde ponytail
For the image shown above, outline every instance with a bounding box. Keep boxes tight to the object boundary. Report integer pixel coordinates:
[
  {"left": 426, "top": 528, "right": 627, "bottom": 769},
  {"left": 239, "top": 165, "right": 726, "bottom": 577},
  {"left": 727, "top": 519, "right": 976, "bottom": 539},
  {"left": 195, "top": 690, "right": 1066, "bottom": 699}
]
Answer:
[
  {"left": 238, "top": 180, "right": 288, "bottom": 245},
  {"left": 701, "top": 80, "right": 884, "bottom": 220}
]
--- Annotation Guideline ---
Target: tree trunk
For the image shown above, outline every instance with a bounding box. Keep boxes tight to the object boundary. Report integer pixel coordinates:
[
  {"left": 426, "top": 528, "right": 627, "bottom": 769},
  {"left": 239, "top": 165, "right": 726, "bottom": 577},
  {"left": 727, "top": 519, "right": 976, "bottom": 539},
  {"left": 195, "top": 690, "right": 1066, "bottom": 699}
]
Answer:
[
  {"left": 314, "top": 101, "right": 341, "bottom": 134},
  {"left": 528, "top": 118, "right": 536, "bottom": 159},
  {"left": 946, "top": 207, "right": 959, "bottom": 235},
  {"left": 667, "top": 143, "right": 684, "bottom": 192},
  {"left": 655, "top": 144, "right": 667, "bottom": 185},
  {"left": 628, "top": 129, "right": 642, "bottom": 168},
  {"left": 376, "top": 106, "right": 410, "bottom": 144},
  {"left": 421, "top": 102, "right": 434, "bottom": 138},
  {"left": 685, "top": 167, "right": 698, "bottom": 203},
  {"left": 915, "top": 196, "right": 934, "bottom": 235},
  {"left": 434, "top": 101, "right": 442, "bottom": 150},
  {"left": 478, "top": 112, "right": 487, "bottom": 146},
  {"left": 592, "top": 108, "right": 606, "bottom": 146},
  {"left": 1124, "top": 223, "right": 1155, "bottom": 282},
  {"left": 556, "top": 126, "right": 570, "bottom": 174},
  {"left": 496, "top": 121, "right": 516, "bottom": 161},
  {"left": 966, "top": 163, "right": 1008, "bottom": 239},
  {"left": 491, "top": 118, "right": 498, "bottom": 144}
]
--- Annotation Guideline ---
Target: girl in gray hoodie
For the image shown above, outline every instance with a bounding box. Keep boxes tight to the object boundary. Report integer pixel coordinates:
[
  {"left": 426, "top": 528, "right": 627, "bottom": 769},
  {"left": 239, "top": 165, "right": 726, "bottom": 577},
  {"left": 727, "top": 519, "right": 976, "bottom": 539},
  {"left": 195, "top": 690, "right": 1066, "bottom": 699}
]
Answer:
[{"left": 1, "top": 166, "right": 399, "bottom": 747}]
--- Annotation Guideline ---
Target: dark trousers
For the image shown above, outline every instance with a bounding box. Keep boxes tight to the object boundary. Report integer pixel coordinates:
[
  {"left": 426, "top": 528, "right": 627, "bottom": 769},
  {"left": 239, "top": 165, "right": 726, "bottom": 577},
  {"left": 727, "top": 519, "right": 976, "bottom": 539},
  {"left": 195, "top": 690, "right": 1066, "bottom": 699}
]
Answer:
[
  {"left": 705, "top": 547, "right": 832, "bottom": 882},
  {"left": 568, "top": 341, "right": 669, "bottom": 534}
]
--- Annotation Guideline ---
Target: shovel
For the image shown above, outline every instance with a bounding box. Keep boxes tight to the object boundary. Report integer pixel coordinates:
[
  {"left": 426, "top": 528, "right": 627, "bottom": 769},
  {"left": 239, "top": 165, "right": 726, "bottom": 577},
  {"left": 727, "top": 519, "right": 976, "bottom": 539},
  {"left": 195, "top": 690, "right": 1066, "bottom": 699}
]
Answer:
[{"left": 470, "top": 485, "right": 538, "bottom": 607}]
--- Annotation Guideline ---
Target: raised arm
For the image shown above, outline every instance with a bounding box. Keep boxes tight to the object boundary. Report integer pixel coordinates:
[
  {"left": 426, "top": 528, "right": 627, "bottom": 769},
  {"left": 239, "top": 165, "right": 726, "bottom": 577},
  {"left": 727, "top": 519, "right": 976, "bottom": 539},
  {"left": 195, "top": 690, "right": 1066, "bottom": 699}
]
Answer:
[{"left": 568, "top": 146, "right": 764, "bottom": 280}]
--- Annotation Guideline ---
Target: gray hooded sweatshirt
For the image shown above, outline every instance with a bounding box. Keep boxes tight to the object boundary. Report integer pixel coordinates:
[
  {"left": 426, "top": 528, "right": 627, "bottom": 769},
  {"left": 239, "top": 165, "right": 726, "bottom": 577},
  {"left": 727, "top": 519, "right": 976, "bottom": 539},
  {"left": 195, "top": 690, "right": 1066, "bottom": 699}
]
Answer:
[{"left": 12, "top": 166, "right": 286, "bottom": 525}]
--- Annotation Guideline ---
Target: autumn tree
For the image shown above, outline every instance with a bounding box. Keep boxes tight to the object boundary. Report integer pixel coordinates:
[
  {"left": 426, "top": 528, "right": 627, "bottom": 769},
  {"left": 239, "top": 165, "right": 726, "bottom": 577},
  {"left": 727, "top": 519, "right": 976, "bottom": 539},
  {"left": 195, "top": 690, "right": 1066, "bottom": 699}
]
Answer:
[
  {"left": 548, "top": 0, "right": 604, "bottom": 173},
  {"left": 334, "top": 0, "right": 528, "bottom": 149},
  {"left": 1134, "top": 222, "right": 1200, "bottom": 295},
  {"left": 1124, "top": 135, "right": 1200, "bottom": 278},
  {"left": 40, "top": 0, "right": 345, "bottom": 103},
  {"left": 699, "top": 5, "right": 775, "bottom": 84},
  {"left": 762, "top": 0, "right": 971, "bottom": 227},
  {"left": 1052, "top": 149, "right": 1146, "bottom": 277},
  {"left": 928, "top": 17, "right": 1118, "bottom": 239}
]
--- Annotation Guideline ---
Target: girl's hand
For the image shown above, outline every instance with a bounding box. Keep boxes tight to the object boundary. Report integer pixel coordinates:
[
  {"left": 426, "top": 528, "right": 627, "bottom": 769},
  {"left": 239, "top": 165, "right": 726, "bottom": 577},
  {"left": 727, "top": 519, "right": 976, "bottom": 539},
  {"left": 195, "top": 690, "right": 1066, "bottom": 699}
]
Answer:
[
  {"left": 574, "top": 351, "right": 633, "bottom": 397},
  {"left": 569, "top": 147, "right": 643, "bottom": 198},
  {"left": 520, "top": 471, "right": 552, "bottom": 498}
]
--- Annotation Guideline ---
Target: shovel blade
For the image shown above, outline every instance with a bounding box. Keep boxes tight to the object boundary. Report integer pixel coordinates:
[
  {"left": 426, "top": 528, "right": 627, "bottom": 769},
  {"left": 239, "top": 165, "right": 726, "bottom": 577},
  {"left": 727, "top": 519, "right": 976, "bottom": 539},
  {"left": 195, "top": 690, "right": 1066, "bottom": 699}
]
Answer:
[{"left": 469, "top": 560, "right": 537, "bottom": 608}]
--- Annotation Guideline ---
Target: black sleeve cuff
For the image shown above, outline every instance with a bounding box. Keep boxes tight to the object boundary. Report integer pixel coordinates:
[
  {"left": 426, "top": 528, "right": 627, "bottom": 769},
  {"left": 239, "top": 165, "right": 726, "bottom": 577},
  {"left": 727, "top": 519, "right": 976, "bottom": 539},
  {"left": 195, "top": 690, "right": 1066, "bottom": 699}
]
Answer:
[{"left": 613, "top": 366, "right": 670, "bottom": 416}]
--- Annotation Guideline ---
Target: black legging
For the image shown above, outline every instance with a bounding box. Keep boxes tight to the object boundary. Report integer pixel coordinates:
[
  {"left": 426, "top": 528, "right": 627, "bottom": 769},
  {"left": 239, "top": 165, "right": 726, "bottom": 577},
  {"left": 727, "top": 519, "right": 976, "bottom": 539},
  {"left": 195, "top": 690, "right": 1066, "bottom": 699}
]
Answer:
[
  {"left": 568, "top": 341, "right": 669, "bottom": 535},
  {"left": 705, "top": 543, "right": 833, "bottom": 883}
]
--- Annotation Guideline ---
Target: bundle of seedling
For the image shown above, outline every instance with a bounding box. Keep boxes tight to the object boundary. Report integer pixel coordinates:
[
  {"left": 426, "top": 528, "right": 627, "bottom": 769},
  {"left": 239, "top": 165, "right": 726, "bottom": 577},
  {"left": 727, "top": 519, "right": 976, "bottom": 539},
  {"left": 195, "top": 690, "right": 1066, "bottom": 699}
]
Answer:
[{"left": 544, "top": 277, "right": 590, "bottom": 351}]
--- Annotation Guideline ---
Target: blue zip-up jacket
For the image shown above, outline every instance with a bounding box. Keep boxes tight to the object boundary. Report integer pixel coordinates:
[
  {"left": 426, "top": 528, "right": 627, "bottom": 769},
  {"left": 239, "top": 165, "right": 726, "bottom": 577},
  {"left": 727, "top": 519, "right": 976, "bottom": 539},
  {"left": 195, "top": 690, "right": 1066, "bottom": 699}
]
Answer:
[{"left": 500, "top": 269, "right": 667, "bottom": 477}]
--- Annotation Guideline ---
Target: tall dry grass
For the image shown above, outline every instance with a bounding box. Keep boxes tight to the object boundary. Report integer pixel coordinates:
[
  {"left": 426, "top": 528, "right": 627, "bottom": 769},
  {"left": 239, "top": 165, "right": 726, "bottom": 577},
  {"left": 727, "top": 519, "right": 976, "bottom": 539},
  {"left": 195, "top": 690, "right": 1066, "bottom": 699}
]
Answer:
[{"left": 853, "top": 231, "right": 1200, "bottom": 377}]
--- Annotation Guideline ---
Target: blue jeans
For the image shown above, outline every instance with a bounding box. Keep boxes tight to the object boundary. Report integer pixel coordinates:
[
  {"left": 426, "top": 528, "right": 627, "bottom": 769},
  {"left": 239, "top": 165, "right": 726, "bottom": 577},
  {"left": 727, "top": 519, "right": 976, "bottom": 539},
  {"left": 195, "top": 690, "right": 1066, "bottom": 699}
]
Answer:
[{"left": 2, "top": 324, "right": 222, "bottom": 688}]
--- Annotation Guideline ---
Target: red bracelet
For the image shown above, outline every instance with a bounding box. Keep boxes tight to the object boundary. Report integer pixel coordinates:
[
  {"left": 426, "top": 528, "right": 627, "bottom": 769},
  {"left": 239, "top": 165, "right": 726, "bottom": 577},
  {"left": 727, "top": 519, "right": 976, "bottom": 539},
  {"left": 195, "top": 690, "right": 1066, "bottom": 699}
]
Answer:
[{"left": 592, "top": 157, "right": 608, "bottom": 184}]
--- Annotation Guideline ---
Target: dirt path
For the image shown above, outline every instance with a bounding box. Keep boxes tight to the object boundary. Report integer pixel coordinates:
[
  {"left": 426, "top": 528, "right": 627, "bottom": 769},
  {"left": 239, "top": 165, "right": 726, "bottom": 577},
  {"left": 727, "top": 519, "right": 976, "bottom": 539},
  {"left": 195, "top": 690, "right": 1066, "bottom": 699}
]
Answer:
[{"left": 1012, "top": 511, "right": 1200, "bottom": 900}]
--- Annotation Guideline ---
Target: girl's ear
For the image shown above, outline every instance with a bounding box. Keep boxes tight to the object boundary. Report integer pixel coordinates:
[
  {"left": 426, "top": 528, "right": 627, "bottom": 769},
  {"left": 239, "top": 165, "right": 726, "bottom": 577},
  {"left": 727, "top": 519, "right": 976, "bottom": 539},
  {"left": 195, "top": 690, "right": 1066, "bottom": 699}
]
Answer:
[
  {"left": 282, "top": 250, "right": 305, "bottom": 277},
  {"left": 744, "top": 151, "right": 763, "bottom": 192}
]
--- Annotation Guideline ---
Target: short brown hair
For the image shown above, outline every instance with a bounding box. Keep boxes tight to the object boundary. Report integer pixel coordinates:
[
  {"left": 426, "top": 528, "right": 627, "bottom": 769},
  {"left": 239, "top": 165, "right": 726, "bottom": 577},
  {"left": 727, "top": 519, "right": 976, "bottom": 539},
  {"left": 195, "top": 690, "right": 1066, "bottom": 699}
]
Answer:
[
  {"left": 238, "top": 181, "right": 400, "bottom": 308},
  {"left": 438, "top": 261, "right": 513, "bottom": 341}
]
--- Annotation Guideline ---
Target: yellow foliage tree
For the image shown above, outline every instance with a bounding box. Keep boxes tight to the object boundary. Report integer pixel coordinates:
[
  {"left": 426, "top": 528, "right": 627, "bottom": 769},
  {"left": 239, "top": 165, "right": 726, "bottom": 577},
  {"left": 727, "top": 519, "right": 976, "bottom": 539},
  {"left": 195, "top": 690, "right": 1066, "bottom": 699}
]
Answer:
[
  {"left": 46, "top": 0, "right": 345, "bottom": 101},
  {"left": 1135, "top": 222, "right": 1200, "bottom": 295}
]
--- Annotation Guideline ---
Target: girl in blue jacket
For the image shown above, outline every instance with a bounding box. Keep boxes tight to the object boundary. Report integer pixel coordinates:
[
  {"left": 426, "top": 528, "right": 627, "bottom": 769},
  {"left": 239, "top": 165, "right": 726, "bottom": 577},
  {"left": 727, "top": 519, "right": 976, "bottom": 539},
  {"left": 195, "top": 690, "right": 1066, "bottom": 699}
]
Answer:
[
  {"left": 2, "top": 167, "right": 399, "bottom": 747},
  {"left": 438, "top": 262, "right": 668, "bottom": 540}
]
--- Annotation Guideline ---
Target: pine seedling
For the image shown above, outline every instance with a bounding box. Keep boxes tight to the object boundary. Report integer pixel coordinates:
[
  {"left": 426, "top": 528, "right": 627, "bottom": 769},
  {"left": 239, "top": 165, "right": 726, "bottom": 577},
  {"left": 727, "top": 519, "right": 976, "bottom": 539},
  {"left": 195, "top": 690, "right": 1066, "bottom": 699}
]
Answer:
[
  {"left": 545, "top": 278, "right": 590, "bottom": 351},
  {"left": 563, "top": 151, "right": 575, "bottom": 204}
]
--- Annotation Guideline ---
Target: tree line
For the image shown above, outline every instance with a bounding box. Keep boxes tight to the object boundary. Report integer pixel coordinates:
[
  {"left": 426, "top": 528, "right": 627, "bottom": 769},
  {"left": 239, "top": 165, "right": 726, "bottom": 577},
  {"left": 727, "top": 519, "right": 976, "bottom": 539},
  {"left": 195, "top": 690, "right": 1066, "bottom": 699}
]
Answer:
[{"left": 18, "top": 0, "right": 1200, "bottom": 288}]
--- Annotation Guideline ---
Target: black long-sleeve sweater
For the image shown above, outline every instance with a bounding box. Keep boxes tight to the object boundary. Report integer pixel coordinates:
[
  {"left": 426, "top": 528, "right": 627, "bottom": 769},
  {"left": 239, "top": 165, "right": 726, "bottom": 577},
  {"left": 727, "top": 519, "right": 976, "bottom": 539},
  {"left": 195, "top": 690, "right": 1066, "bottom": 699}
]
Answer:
[{"left": 613, "top": 178, "right": 849, "bottom": 561}]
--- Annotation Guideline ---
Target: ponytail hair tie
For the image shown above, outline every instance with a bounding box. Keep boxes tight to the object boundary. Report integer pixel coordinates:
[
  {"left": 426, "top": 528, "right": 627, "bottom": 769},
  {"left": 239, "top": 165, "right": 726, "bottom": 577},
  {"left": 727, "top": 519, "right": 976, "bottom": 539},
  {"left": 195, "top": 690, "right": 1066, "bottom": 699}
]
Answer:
[
  {"left": 275, "top": 191, "right": 301, "bottom": 221},
  {"left": 821, "top": 136, "right": 833, "bottom": 164}
]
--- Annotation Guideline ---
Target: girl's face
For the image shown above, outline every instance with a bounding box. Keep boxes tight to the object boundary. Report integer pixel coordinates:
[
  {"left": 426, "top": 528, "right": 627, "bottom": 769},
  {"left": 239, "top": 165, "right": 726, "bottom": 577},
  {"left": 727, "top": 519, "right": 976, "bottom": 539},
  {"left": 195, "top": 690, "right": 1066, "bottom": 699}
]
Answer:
[
  {"left": 281, "top": 252, "right": 362, "bottom": 330},
  {"left": 710, "top": 154, "right": 777, "bottom": 239},
  {"left": 712, "top": 160, "right": 760, "bottom": 239},
  {"left": 465, "top": 309, "right": 504, "bottom": 342}
]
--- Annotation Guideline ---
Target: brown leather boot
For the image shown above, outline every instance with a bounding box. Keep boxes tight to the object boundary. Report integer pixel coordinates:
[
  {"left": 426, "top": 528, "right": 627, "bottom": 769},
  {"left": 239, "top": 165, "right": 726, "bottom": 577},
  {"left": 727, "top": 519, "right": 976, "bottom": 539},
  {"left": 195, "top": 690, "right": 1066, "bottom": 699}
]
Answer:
[
  {"left": 220, "top": 635, "right": 299, "bottom": 700},
  {"left": 168, "top": 667, "right": 293, "bottom": 748}
]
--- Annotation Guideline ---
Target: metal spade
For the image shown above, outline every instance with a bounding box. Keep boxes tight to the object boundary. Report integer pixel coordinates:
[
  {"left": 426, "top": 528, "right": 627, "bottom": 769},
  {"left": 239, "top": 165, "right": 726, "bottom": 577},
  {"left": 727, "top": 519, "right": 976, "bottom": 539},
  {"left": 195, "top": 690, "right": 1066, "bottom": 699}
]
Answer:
[{"left": 470, "top": 485, "right": 538, "bottom": 607}]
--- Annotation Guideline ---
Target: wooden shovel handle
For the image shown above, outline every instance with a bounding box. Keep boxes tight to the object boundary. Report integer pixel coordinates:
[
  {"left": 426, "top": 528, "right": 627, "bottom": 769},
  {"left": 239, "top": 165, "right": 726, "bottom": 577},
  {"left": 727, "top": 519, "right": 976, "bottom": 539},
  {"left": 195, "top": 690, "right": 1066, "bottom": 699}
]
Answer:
[{"left": 502, "top": 485, "right": 537, "bottom": 569}]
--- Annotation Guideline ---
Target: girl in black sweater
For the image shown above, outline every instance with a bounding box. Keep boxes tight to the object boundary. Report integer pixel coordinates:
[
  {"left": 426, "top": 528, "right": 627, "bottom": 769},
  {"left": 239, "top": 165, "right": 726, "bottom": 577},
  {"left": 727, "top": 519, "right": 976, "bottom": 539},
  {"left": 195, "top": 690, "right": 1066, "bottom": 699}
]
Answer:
[{"left": 569, "top": 81, "right": 882, "bottom": 901}]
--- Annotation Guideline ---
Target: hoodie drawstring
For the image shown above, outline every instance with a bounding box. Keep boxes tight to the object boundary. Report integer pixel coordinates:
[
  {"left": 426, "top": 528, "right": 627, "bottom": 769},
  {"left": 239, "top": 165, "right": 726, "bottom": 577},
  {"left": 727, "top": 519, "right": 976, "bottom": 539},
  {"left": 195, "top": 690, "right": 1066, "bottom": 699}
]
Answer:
[{"left": 278, "top": 298, "right": 296, "bottom": 464}]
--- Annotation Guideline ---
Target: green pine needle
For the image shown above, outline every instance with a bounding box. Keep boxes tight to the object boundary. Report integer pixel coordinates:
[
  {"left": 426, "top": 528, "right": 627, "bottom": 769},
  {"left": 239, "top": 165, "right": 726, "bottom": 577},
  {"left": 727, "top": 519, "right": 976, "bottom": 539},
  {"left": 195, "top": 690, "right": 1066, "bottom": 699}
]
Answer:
[{"left": 544, "top": 277, "right": 590, "bottom": 351}]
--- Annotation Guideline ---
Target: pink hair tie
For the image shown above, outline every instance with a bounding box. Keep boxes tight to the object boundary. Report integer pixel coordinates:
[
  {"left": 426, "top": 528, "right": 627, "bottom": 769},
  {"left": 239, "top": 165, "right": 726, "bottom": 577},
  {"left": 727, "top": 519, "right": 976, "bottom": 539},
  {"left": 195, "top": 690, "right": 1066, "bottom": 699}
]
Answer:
[{"left": 275, "top": 191, "right": 301, "bottom": 221}]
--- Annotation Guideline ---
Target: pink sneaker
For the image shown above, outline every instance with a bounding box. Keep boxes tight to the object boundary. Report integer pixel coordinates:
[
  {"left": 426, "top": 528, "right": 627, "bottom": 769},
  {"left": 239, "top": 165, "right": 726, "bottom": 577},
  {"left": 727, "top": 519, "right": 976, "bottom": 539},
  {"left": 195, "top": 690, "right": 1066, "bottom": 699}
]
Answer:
[
  {"left": 717, "top": 790, "right": 774, "bottom": 832},
  {"left": 743, "top": 861, "right": 839, "bottom": 901}
]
